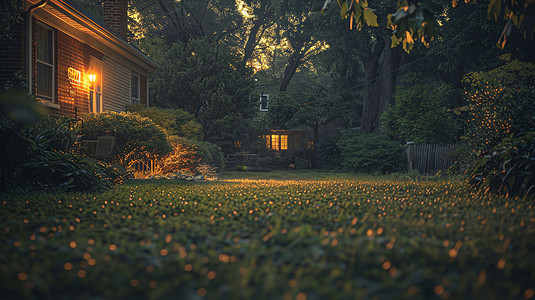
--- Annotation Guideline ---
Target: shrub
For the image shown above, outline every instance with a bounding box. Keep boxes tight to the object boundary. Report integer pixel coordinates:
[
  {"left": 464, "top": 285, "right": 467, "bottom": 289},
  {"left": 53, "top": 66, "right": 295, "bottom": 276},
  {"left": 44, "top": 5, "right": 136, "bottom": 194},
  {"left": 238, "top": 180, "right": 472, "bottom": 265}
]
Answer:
[
  {"left": 0, "top": 115, "right": 127, "bottom": 192},
  {"left": 465, "top": 87, "right": 535, "bottom": 199},
  {"left": 125, "top": 104, "right": 202, "bottom": 139},
  {"left": 468, "top": 130, "right": 535, "bottom": 199},
  {"left": 18, "top": 150, "right": 104, "bottom": 192},
  {"left": 158, "top": 137, "right": 224, "bottom": 175},
  {"left": 0, "top": 89, "right": 44, "bottom": 186},
  {"left": 317, "top": 135, "right": 342, "bottom": 170},
  {"left": 462, "top": 84, "right": 512, "bottom": 157},
  {"left": 82, "top": 111, "right": 171, "bottom": 168},
  {"left": 336, "top": 130, "right": 405, "bottom": 174},
  {"left": 462, "top": 60, "right": 535, "bottom": 157},
  {"left": 381, "top": 74, "right": 460, "bottom": 144}
]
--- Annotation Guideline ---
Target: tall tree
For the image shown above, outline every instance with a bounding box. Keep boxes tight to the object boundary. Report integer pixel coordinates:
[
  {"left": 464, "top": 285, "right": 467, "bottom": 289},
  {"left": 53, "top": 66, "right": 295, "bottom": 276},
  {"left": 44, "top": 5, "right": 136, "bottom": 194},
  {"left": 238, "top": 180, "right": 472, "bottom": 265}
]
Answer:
[
  {"left": 277, "top": 1, "right": 329, "bottom": 92},
  {"left": 237, "top": 0, "right": 277, "bottom": 68},
  {"left": 323, "top": 0, "right": 403, "bottom": 133},
  {"left": 269, "top": 59, "right": 357, "bottom": 167},
  {"left": 132, "top": 0, "right": 243, "bottom": 44},
  {"left": 142, "top": 37, "right": 255, "bottom": 140}
]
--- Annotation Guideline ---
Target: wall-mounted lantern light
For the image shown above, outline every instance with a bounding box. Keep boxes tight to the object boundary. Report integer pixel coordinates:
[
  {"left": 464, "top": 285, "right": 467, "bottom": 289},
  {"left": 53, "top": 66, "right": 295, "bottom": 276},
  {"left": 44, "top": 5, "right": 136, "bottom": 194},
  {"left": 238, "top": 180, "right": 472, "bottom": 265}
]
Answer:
[{"left": 88, "top": 74, "right": 96, "bottom": 82}]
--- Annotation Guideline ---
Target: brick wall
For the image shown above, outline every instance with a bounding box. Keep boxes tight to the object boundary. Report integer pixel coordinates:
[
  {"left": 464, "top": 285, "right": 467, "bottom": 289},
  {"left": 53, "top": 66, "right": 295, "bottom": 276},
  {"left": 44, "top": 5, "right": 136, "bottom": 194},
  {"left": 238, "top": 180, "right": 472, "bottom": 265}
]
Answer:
[
  {"left": 31, "top": 19, "right": 104, "bottom": 118},
  {"left": 103, "top": 0, "right": 128, "bottom": 40},
  {"left": 0, "top": 21, "right": 25, "bottom": 87},
  {"left": 55, "top": 31, "right": 105, "bottom": 118}
]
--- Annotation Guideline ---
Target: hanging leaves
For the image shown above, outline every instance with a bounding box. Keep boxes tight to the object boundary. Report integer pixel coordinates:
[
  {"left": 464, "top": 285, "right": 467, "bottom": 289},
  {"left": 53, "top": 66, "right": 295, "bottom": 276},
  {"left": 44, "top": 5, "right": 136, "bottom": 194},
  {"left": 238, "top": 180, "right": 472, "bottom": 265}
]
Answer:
[
  {"left": 387, "top": 0, "right": 441, "bottom": 53},
  {"left": 331, "top": 0, "right": 379, "bottom": 30},
  {"left": 326, "top": 0, "right": 535, "bottom": 51},
  {"left": 488, "top": 0, "right": 502, "bottom": 21}
]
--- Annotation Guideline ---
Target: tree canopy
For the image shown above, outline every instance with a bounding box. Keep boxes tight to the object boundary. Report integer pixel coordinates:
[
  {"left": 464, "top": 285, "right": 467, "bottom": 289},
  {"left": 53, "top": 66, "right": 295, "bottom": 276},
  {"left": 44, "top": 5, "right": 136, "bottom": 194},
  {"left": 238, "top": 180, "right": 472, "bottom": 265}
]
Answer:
[{"left": 325, "top": 0, "right": 535, "bottom": 51}]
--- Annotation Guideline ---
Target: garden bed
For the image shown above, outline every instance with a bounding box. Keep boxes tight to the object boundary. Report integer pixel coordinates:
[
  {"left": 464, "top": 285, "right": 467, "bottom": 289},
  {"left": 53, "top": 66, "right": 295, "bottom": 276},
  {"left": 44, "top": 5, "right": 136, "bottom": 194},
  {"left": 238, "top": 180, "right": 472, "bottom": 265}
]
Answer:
[{"left": 1, "top": 172, "right": 534, "bottom": 299}]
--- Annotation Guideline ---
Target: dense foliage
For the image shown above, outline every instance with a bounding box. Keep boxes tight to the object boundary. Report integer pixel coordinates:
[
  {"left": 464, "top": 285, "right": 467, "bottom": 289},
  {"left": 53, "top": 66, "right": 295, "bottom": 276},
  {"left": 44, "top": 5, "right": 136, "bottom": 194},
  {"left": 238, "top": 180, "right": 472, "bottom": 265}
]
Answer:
[
  {"left": 125, "top": 104, "right": 202, "bottom": 140},
  {"left": 336, "top": 130, "right": 406, "bottom": 174},
  {"left": 381, "top": 75, "right": 460, "bottom": 144},
  {"left": 330, "top": 0, "right": 535, "bottom": 51},
  {"left": 467, "top": 87, "right": 535, "bottom": 199},
  {"left": 0, "top": 113, "right": 126, "bottom": 192},
  {"left": 121, "top": 105, "right": 224, "bottom": 177},
  {"left": 142, "top": 37, "right": 255, "bottom": 140},
  {"left": 316, "top": 135, "right": 343, "bottom": 170},
  {"left": 81, "top": 111, "right": 171, "bottom": 168},
  {"left": 469, "top": 131, "right": 535, "bottom": 199},
  {"left": 0, "top": 0, "right": 24, "bottom": 40},
  {"left": 1, "top": 173, "right": 534, "bottom": 299},
  {"left": 158, "top": 137, "right": 225, "bottom": 176}
]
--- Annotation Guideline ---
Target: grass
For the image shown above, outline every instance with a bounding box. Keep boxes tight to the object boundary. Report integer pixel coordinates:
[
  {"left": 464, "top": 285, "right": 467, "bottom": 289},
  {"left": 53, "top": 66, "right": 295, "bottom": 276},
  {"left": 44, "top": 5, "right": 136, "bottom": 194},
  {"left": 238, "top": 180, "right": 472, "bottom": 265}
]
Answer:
[{"left": 1, "top": 171, "right": 534, "bottom": 299}]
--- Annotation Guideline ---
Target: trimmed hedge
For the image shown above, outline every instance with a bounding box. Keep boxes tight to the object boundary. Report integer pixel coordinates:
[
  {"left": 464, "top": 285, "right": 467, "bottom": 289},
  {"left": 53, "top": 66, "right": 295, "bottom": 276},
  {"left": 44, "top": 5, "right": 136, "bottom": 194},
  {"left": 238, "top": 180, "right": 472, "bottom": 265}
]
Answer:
[
  {"left": 336, "top": 130, "right": 406, "bottom": 174},
  {"left": 81, "top": 111, "right": 171, "bottom": 168}
]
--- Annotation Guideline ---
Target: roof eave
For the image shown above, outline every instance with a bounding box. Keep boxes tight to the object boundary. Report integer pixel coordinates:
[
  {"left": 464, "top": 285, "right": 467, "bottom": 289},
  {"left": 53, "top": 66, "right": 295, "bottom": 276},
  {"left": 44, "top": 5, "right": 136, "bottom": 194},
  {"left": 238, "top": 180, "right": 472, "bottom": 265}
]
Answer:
[{"left": 52, "top": 0, "right": 159, "bottom": 71}]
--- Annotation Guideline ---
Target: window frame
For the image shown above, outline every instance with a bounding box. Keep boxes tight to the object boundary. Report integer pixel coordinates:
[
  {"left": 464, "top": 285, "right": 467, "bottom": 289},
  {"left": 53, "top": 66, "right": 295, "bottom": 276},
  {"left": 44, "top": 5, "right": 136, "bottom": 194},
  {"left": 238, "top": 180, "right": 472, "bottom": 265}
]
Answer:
[
  {"left": 259, "top": 94, "right": 269, "bottom": 112},
  {"left": 35, "top": 21, "right": 55, "bottom": 103},
  {"left": 131, "top": 72, "right": 140, "bottom": 104},
  {"left": 89, "top": 57, "right": 103, "bottom": 113},
  {"left": 280, "top": 135, "right": 288, "bottom": 150},
  {"left": 265, "top": 134, "right": 289, "bottom": 151}
]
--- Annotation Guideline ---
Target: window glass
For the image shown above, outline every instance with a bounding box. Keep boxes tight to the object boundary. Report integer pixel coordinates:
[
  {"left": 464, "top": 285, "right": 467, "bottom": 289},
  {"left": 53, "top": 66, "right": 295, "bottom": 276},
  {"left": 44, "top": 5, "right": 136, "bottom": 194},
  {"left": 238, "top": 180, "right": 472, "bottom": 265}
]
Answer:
[
  {"left": 36, "top": 23, "right": 54, "bottom": 101},
  {"left": 260, "top": 94, "right": 268, "bottom": 111},
  {"left": 271, "top": 135, "right": 280, "bottom": 151},
  {"left": 89, "top": 58, "right": 103, "bottom": 113},
  {"left": 37, "top": 63, "right": 52, "bottom": 98},
  {"left": 281, "top": 135, "right": 288, "bottom": 150}
]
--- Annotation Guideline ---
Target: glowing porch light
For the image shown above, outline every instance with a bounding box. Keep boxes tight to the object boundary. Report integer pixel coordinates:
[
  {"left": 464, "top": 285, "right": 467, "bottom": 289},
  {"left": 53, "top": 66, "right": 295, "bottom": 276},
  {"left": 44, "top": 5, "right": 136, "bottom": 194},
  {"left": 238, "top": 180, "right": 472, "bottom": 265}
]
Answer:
[{"left": 88, "top": 74, "right": 96, "bottom": 82}]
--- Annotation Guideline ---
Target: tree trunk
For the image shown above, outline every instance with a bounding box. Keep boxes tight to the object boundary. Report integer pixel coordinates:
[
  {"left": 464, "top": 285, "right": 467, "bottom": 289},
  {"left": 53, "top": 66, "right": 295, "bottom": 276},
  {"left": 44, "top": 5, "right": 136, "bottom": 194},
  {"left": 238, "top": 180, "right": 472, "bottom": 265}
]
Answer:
[
  {"left": 361, "top": 37, "right": 402, "bottom": 134},
  {"left": 241, "top": 21, "right": 263, "bottom": 69},
  {"left": 311, "top": 124, "right": 319, "bottom": 168},
  {"left": 280, "top": 38, "right": 311, "bottom": 92},
  {"left": 360, "top": 39, "right": 384, "bottom": 133},
  {"left": 280, "top": 49, "right": 302, "bottom": 92},
  {"left": 240, "top": 2, "right": 270, "bottom": 69}
]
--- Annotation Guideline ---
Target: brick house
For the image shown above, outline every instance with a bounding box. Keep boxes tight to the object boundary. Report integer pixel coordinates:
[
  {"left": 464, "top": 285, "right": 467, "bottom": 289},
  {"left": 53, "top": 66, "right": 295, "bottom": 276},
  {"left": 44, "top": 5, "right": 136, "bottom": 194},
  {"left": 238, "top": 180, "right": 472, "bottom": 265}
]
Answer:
[{"left": 0, "top": 0, "right": 158, "bottom": 118}]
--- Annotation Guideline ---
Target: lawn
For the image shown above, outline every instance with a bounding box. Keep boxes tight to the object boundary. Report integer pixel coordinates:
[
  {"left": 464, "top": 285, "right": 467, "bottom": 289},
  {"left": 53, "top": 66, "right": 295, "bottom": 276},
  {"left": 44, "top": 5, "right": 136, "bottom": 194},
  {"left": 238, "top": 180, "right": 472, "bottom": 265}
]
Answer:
[{"left": 1, "top": 171, "right": 534, "bottom": 299}]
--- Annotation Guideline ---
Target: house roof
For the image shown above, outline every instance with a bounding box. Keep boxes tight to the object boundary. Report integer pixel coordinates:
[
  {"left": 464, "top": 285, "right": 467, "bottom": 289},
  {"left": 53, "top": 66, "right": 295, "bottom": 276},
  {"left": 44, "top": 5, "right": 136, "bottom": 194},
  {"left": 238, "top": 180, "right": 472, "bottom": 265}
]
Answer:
[{"left": 29, "top": 0, "right": 159, "bottom": 73}]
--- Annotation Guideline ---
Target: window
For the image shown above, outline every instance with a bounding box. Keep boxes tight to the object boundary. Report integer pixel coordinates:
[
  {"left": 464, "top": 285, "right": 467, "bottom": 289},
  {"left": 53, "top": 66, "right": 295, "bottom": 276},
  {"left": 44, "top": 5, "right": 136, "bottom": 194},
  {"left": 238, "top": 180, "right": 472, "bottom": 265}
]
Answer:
[
  {"left": 36, "top": 23, "right": 55, "bottom": 102},
  {"left": 280, "top": 135, "right": 288, "bottom": 150},
  {"left": 89, "top": 58, "right": 103, "bottom": 113},
  {"left": 259, "top": 94, "right": 269, "bottom": 111},
  {"left": 271, "top": 135, "right": 279, "bottom": 151},
  {"left": 264, "top": 134, "right": 289, "bottom": 151},
  {"left": 263, "top": 135, "right": 271, "bottom": 148},
  {"left": 131, "top": 73, "right": 140, "bottom": 103}
]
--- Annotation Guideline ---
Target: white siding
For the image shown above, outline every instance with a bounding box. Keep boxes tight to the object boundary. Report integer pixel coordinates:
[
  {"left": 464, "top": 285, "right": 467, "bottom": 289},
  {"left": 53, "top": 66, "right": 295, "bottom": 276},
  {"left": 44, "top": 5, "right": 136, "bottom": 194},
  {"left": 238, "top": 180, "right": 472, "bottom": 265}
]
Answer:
[{"left": 103, "top": 57, "right": 131, "bottom": 112}]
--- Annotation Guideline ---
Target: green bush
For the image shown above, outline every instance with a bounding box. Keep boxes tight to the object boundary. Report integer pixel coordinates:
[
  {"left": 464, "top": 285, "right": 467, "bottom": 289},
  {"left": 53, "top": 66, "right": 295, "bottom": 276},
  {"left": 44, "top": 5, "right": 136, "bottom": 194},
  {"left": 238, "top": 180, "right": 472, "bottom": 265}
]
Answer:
[
  {"left": 381, "top": 74, "right": 460, "bottom": 144},
  {"left": 158, "top": 137, "right": 224, "bottom": 175},
  {"left": 317, "top": 135, "right": 342, "bottom": 170},
  {"left": 0, "top": 116, "right": 127, "bottom": 192},
  {"left": 336, "top": 130, "right": 405, "bottom": 174},
  {"left": 18, "top": 150, "right": 103, "bottom": 192},
  {"left": 0, "top": 89, "right": 45, "bottom": 186},
  {"left": 462, "top": 61, "right": 535, "bottom": 157},
  {"left": 468, "top": 130, "right": 535, "bottom": 199},
  {"left": 82, "top": 111, "right": 171, "bottom": 168},
  {"left": 125, "top": 104, "right": 202, "bottom": 139},
  {"left": 465, "top": 87, "right": 535, "bottom": 199}
]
